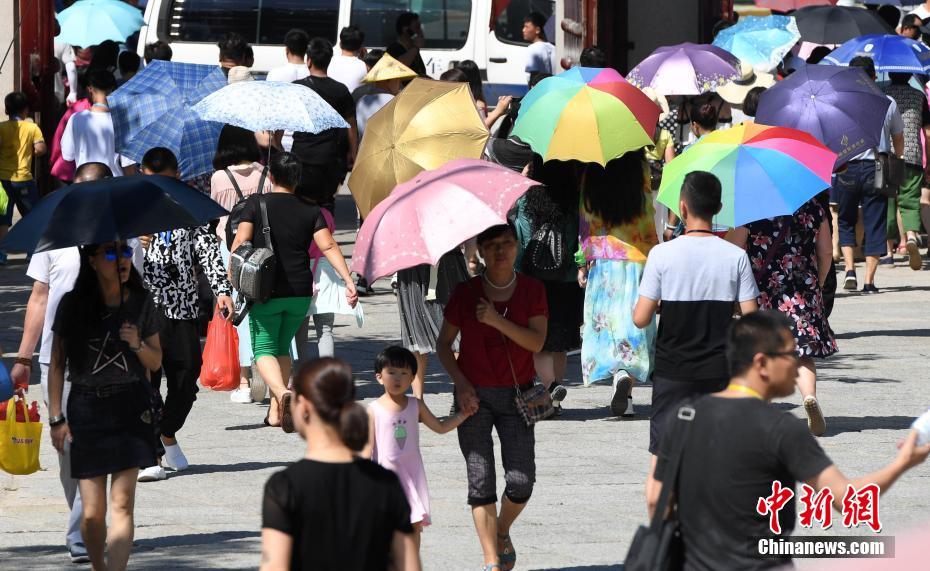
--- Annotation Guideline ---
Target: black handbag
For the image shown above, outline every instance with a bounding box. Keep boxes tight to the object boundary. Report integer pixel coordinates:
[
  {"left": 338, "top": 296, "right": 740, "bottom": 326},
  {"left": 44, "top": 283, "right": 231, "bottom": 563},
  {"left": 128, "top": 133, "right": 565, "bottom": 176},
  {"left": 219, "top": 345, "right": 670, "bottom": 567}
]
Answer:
[
  {"left": 230, "top": 196, "right": 276, "bottom": 303},
  {"left": 874, "top": 152, "right": 905, "bottom": 198},
  {"left": 624, "top": 404, "right": 696, "bottom": 571}
]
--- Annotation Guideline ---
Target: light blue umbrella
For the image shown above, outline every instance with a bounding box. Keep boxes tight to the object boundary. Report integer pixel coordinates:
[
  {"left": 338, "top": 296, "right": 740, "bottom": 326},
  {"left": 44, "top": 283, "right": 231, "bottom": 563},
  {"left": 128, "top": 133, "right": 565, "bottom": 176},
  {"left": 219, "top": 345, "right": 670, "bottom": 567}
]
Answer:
[
  {"left": 191, "top": 81, "right": 350, "bottom": 134},
  {"left": 713, "top": 15, "right": 801, "bottom": 73},
  {"left": 823, "top": 34, "right": 930, "bottom": 74},
  {"left": 108, "top": 61, "right": 227, "bottom": 180},
  {"left": 56, "top": 0, "right": 144, "bottom": 47}
]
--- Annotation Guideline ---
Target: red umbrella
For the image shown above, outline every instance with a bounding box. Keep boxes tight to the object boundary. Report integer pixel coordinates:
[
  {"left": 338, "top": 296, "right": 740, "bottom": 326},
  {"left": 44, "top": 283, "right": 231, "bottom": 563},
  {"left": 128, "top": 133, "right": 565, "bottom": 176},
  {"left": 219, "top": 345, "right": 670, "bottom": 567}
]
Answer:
[{"left": 755, "top": 0, "right": 836, "bottom": 11}]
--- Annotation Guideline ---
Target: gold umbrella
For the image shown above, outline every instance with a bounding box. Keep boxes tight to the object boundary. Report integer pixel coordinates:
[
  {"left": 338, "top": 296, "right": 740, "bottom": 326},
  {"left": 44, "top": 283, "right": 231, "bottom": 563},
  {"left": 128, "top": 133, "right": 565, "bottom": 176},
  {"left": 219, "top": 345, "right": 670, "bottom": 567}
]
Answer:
[{"left": 348, "top": 77, "right": 490, "bottom": 217}]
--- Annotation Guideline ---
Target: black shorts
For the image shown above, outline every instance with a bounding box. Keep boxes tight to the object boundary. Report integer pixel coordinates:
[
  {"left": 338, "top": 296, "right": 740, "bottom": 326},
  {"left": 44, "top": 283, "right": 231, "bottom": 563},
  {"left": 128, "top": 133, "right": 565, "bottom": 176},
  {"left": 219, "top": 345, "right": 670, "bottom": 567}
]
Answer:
[{"left": 649, "top": 374, "right": 728, "bottom": 454}]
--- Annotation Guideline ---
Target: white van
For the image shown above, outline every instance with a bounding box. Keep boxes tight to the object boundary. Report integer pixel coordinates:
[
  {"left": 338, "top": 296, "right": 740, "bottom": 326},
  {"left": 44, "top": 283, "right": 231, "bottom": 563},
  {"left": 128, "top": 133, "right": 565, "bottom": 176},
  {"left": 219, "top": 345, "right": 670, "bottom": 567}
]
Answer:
[{"left": 137, "top": 0, "right": 559, "bottom": 99}]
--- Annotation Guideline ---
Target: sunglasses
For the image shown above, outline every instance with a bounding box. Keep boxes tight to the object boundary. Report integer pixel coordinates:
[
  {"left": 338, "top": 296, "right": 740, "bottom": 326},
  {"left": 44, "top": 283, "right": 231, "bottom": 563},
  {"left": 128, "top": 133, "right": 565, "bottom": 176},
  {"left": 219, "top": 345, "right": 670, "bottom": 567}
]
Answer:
[
  {"left": 99, "top": 245, "right": 133, "bottom": 262},
  {"left": 765, "top": 350, "right": 798, "bottom": 361}
]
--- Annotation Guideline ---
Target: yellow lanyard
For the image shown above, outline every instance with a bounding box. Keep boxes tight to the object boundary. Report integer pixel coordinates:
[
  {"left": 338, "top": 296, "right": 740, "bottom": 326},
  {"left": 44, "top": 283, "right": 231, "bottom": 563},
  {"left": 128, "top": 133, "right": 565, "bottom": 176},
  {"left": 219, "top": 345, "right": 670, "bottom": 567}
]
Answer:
[{"left": 726, "top": 383, "right": 764, "bottom": 400}]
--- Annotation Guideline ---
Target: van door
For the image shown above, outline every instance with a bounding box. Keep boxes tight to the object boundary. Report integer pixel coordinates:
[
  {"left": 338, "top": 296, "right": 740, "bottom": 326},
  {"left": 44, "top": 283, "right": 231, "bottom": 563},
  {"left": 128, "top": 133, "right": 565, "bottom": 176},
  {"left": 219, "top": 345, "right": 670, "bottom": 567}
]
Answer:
[{"left": 486, "top": 0, "right": 555, "bottom": 99}]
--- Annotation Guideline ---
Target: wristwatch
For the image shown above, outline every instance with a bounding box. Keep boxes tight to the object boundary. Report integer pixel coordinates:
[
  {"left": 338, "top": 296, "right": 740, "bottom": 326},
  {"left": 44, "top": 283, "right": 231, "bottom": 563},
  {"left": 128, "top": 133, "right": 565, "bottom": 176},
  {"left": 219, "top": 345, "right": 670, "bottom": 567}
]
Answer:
[{"left": 49, "top": 414, "right": 66, "bottom": 427}]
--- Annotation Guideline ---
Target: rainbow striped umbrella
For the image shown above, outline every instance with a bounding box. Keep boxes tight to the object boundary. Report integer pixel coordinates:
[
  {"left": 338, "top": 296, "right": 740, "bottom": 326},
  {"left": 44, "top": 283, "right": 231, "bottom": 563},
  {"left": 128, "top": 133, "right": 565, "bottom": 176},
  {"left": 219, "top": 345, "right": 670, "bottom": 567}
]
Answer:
[
  {"left": 657, "top": 122, "right": 836, "bottom": 228},
  {"left": 511, "top": 67, "right": 661, "bottom": 165}
]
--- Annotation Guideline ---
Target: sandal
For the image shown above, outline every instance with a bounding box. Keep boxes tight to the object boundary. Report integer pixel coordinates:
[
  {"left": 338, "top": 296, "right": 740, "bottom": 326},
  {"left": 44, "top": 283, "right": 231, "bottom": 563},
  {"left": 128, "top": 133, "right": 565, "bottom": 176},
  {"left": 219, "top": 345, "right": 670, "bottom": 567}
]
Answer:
[
  {"left": 497, "top": 534, "right": 516, "bottom": 571},
  {"left": 483, "top": 565, "right": 502, "bottom": 571},
  {"left": 280, "top": 391, "right": 295, "bottom": 434}
]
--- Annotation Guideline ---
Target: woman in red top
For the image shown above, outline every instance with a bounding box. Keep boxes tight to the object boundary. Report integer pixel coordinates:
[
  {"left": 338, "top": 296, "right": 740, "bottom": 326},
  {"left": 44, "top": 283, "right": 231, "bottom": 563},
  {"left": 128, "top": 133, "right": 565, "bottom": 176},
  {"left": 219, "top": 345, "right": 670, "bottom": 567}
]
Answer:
[{"left": 437, "top": 224, "right": 548, "bottom": 571}]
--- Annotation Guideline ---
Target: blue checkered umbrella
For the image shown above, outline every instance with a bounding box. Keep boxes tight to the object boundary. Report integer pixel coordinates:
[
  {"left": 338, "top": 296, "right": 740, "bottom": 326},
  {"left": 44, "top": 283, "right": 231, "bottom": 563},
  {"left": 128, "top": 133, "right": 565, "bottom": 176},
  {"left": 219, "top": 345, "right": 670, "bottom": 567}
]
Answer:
[{"left": 108, "top": 60, "right": 226, "bottom": 180}]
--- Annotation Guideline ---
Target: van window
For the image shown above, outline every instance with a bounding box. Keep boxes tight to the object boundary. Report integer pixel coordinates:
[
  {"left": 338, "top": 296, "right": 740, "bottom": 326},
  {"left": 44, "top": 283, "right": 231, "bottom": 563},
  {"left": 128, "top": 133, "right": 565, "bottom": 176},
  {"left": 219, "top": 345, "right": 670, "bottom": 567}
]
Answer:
[
  {"left": 167, "top": 0, "right": 340, "bottom": 44},
  {"left": 350, "top": 0, "right": 472, "bottom": 50},
  {"left": 494, "top": 0, "right": 555, "bottom": 45}
]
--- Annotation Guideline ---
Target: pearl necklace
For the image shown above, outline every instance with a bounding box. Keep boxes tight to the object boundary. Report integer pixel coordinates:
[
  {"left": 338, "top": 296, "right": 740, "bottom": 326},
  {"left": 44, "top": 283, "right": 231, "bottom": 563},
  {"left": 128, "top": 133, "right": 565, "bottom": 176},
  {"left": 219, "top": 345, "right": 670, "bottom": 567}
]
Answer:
[{"left": 483, "top": 271, "right": 516, "bottom": 290}]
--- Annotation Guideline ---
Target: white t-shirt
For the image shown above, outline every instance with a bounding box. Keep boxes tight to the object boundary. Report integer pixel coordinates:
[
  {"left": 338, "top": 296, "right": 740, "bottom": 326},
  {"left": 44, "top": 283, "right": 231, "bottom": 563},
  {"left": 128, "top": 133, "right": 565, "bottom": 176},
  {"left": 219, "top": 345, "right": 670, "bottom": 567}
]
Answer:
[
  {"left": 356, "top": 92, "right": 394, "bottom": 140},
  {"left": 60, "top": 110, "right": 126, "bottom": 176},
  {"left": 26, "top": 248, "right": 81, "bottom": 364},
  {"left": 525, "top": 41, "right": 558, "bottom": 75},
  {"left": 909, "top": 5, "right": 930, "bottom": 20},
  {"left": 328, "top": 54, "right": 368, "bottom": 94},
  {"left": 266, "top": 62, "right": 310, "bottom": 83}
]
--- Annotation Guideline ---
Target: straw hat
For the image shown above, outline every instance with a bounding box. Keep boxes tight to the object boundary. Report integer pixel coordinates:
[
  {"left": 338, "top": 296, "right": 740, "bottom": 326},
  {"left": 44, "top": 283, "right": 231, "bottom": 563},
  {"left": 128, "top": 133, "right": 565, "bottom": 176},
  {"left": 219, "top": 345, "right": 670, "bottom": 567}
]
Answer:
[
  {"left": 717, "top": 61, "right": 774, "bottom": 105},
  {"left": 227, "top": 66, "right": 254, "bottom": 84},
  {"left": 362, "top": 53, "right": 417, "bottom": 84},
  {"left": 641, "top": 87, "right": 670, "bottom": 123}
]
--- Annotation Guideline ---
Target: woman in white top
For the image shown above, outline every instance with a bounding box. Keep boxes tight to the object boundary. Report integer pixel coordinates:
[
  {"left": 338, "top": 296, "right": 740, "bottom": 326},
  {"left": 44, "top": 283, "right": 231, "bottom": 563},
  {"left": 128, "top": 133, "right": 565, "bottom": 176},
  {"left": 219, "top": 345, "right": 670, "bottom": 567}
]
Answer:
[
  {"left": 60, "top": 69, "right": 128, "bottom": 176},
  {"left": 210, "top": 124, "right": 273, "bottom": 404}
]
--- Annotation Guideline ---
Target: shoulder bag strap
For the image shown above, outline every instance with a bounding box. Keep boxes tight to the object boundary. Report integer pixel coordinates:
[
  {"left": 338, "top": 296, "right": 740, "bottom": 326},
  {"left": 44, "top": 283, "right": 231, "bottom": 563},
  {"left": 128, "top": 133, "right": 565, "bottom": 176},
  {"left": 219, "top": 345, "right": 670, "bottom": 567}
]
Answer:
[
  {"left": 224, "top": 168, "right": 245, "bottom": 202},
  {"left": 256, "top": 166, "right": 268, "bottom": 195},
  {"left": 466, "top": 278, "right": 520, "bottom": 390},
  {"left": 647, "top": 404, "right": 696, "bottom": 533},
  {"left": 258, "top": 195, "right": 275, "bottom": 257}
]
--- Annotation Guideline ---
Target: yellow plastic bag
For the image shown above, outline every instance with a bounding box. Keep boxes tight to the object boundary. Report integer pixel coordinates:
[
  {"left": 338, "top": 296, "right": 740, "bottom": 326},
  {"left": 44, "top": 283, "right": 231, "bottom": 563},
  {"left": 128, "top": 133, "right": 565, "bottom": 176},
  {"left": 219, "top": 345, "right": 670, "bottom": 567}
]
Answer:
[{"left": 0, "top": 397, "right": 42, "bottom": 475}]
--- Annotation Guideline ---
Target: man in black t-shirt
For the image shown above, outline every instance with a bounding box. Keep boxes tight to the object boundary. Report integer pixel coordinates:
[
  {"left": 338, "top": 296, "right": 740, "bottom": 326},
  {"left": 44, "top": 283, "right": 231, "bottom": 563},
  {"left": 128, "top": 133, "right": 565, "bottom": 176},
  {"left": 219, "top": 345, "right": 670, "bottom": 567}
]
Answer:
[
  {"left": 291, "top": 37, "right": 358, "bottom": 215},
  {"left": 386, "top": 12, "right": 427, "bottom": 77},
  {"left": 647, "top": 311, "right": 930, "bottom": 571}
]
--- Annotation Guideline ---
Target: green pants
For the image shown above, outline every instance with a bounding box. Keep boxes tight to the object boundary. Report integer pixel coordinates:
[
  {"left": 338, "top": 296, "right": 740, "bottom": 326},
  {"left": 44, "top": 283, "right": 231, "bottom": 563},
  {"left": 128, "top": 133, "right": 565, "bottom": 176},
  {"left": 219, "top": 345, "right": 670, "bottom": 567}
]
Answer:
[
  {"left": 249, "top": 296, "right": 311, "bottom": 357},
  {"left": 888, "top": 165, "right": 923, "bottom": 239}
]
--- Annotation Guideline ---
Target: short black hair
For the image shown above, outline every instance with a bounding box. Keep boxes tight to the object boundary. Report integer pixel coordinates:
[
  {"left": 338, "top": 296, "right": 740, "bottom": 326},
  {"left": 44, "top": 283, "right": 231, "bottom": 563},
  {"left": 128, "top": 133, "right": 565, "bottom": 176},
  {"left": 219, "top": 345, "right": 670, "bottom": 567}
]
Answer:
[
  {"left": 889, "top": 72, "right": 912, "bottom": 85},
  {"left": 902, "top": 13, "right": 922, "bottom": 28},
  {"left": 74, "top": 162, "right": 113, "bottom": 181},
  {"left": 681, "top": 171, "right": 721, "bottom": 221},
  {"left": 144, "top": 40, "right": 173, "bottom": 63},
  {"left": 727, "top": 311, "right": 794, "bottom": 377},
  {"left": 213, "top": 124, "right": 261, "bottom": 171},
  {"left": 269, "top": 151, "right": 302, "bottom": 189},
  {"left": 339, "top": 25, "right": 365, "bottom": 53},
  {"left": 395, "top": 11, "right": 420, "bottom": 35},
  {"left": 218, "top": 32, "right": 250, "bottom": 65},
  {"left": 307, "top": 37, "right": 334, "bottom": 71},
  {"left": 440, "top": 68, "right": 468, "bottom": 82},
  {"left": 4, "top": 91, "right": 30, "bottom": 117},
  {"left": 691, "top": 102, "right": 718, "bottom": 130},
  {"left": 284, "top": 29, "right": 309, "bottom": 58},
  {"left": 476, "top": 223, "right": 517, "bottom": 245},
  {"left": 579, "top": 46, "right": 607, "bottom": 68},
  {"left": 118, "top": 51, "right": 141, "bottom": 76},
  {"left": 849, "top": 55, "right": 876, "bottom": 79},
  {"left": 742, "top": 86, "right": 766, "bottom": 117},
  {"left": 363, "top": 48, "right": 384, "bottom": 70},
  {"left": 85, "top": 68, "right": 117, "bottom": 92},
  {"left": 524, "top": 12, "right": 548, "bottom": 40},
  {"left": 141, "top": 147, "right": 179, "bottom": 174},
  {"left": 805, "top": 45, "right": 831, "bottom": 65},
  {"left": 374, "top": 346, "right": 418, "bottom": 375}
]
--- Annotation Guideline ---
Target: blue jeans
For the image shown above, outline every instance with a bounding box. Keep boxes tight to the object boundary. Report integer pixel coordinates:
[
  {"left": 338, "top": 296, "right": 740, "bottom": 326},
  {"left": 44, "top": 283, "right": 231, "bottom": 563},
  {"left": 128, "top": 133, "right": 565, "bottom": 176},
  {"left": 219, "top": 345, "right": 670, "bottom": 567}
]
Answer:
[
  {"left": 1, "top": 179, "right": 40, "bottom": 226},
  {"left": 833, "top": 161, "right": 887, "bottom": 257}
]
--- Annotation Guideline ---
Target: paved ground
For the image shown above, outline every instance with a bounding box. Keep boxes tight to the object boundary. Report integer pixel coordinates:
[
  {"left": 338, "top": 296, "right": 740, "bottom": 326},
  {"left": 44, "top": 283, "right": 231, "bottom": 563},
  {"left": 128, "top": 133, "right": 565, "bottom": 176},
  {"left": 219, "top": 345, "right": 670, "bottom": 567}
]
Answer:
[{"left": 1, "top": 196, "right": 929, "bottom": 569}]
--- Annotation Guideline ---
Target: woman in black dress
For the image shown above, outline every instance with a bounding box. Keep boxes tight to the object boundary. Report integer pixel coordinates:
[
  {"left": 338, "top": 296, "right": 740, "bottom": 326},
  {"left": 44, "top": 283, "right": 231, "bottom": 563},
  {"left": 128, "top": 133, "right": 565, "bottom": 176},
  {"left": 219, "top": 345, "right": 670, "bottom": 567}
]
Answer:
[
  {"left": 49, "top": 241, "right": 163, "bottom": 570},
  {"left": 261, "top": 358, "right": 418, "bottom": 571}
]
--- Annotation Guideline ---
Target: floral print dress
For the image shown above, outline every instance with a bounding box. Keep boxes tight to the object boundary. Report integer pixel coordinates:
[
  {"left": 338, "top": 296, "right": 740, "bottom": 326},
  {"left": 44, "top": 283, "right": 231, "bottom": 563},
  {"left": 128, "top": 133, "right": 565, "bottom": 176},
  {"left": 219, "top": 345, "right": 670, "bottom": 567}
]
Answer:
[{"left": 745, "top": 199, "right": 838, "bottom": 358}]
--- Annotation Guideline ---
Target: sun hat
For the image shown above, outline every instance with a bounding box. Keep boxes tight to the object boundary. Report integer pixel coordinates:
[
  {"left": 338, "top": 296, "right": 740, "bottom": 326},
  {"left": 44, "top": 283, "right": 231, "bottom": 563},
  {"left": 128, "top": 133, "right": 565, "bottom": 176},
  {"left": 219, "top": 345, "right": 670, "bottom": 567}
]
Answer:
[
  {"left": 362, "top": 53, "right": 417, "bottom": 84},
  {"left": 227, "top": 66, "right": 254, "bottom": 84},
  {"left": 717, "top": 61, "right": 775, "bottom": 105}
]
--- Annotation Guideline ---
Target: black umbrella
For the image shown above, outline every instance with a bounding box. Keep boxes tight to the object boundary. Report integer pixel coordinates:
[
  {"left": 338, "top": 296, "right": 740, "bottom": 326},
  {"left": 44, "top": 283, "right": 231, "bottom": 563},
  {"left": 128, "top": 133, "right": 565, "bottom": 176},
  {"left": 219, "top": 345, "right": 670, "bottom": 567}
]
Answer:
[
  {"left": 1, "top": 175, "right": 228, "bottom": 254},
  {"left": 794, "top": 6, "right": 894, "bottom": 45}
]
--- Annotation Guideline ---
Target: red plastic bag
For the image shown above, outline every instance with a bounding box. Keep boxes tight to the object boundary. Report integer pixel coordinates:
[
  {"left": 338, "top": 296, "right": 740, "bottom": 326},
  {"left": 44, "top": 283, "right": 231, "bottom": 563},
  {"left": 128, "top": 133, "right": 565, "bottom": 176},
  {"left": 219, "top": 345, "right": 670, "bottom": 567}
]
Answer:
[
  {"left": 200, "top": 308, "right": 241, "bottom": 391},
  {"left": 0, "top": 400, "right": 39, "bottom": 422}
]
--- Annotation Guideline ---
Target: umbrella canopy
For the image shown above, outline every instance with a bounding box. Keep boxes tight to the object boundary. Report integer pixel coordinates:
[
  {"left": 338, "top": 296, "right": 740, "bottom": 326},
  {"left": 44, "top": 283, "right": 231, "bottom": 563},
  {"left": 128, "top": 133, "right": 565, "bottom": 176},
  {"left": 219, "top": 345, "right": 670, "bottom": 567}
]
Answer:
[
  {"left": 754, "top": 0, "right": 836, "bottom": 11},
  {"left": 511, "top": 67, "right": 660, "bottom": 165},
  {"left": 794, "top": 5, "right": 893, "bottom": 44},
  {"left": 55, "top": 0, "right": 144, "bottom": 47},
  {"left": 627, "top": 43, "right": 741, "bottom": 96},
  {"left": 1, "top": 176, "right": 227, "bottom": 254},
  {"left": 363, "top": 53, "right": 418, "bottom": 83},
  {"left": 755, "top": 65, "right": 891, "bottom": 168},
  {"left": 191, "top": 81, "right": 350, "bottom": 133},
  {"left": 351, "top": 159, "right": 535, "bottom": 282},
  {"left": 824, "top": 34, "right": 930, "bottom": 74},
  {"left": 348, "top": 78, "right": 489, "bottom": 218},
  {"left": 657, "top": 122, "right": 836, "bottom": 228},
  {"left": 108, "top": 61, "right": 227, "bottom": 180},
  {"left": 712, "top": 15, "right": 801, "bottom": 72}
]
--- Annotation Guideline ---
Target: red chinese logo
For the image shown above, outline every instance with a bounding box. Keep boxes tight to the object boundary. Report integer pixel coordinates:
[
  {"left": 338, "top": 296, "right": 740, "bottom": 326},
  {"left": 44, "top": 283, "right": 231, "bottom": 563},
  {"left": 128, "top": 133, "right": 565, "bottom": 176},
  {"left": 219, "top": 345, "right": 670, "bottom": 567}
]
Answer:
[
  {"left": 798, "top": 484, "right": 833, "bottom": 530},
  {"left": 757, "top": 481, "right": 794, "bottom": 534},
  {"left": 841, "top": 484, "right": 882, "bottom": 532}
]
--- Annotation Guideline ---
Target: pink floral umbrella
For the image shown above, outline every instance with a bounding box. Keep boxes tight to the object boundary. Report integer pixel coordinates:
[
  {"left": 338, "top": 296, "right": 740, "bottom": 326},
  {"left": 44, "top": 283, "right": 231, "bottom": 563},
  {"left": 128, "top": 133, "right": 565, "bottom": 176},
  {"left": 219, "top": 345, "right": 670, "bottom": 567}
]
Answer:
[{"left": 351, "top": 159, "right": 536, "bottom": 283}]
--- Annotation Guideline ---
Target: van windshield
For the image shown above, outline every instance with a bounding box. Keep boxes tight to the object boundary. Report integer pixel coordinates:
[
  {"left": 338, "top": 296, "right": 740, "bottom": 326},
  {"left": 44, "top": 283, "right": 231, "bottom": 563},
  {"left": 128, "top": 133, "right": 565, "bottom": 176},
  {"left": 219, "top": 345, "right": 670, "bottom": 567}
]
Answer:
[
  {"left": 350, "top": 0, "right": 472, "bottom": 50},
  {"left": 167, "top": 0, "right": 340, "bottom": 44}
]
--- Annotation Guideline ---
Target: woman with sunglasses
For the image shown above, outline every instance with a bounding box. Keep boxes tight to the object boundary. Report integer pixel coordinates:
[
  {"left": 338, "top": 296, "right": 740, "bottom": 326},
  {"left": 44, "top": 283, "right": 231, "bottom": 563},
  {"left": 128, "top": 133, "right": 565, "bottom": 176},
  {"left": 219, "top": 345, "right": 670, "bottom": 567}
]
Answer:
[{"left": 48, "top": 240, "right": 163, "bottom": 571}]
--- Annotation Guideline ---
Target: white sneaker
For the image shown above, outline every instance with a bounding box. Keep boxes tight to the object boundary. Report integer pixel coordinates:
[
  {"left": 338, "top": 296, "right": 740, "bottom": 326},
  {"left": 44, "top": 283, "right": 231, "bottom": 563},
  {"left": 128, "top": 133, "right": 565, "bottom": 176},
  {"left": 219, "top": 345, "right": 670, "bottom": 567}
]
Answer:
[
  {"left": 622, "top": 395, "right": 635, "bottom": 417},
  {"left": 163, "top": 442, "right": 189, "bottom": 471},
  {"left": 137, "top": 465, "right": 167, "bottom": 482},
  {"left": 610, "top": 371, "right": 633, "bottom": 416},
  {"left": 229, "top": 387, "right": 252, "bottom": 404}
]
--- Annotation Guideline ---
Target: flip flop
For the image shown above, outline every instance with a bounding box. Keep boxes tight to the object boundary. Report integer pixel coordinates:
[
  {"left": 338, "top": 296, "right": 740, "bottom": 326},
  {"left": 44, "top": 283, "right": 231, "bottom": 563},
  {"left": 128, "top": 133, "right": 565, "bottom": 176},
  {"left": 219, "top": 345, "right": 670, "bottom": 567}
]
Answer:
[
  {"left": 281, "top": 392, "right": 295, "bottom": 433},
  {"left": 497, "top": 533, "right": 516, "bottom": 571}
]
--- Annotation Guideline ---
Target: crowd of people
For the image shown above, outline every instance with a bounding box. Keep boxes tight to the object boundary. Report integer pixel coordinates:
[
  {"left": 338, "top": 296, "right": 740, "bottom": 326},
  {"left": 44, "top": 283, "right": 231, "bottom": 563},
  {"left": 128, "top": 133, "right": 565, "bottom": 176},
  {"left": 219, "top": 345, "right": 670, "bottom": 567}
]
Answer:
[{"left": 3, "top": 3, "right": 930, "bottom": 571}]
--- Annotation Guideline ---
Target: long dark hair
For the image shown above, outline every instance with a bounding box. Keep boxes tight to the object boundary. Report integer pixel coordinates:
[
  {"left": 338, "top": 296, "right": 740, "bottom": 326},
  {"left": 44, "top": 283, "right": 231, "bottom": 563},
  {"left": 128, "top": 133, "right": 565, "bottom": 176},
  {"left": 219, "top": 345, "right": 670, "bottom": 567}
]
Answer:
[
  {"left": 581, "top": 150, "right": 647, "bottom": 226},
  {"left": 525, "top": 156, "right": 580, "bottom": 225},
  {"left": 213, "top": 124, "right": 261, "bottom": 170},
  {"left": 58, "top": 243, "right": 147, "bottom": 370},
  {"left": 293, "top": 358, "right": 368, "bottom": 451},
  {"left": 456, "top": 60, "right": 486, "bottom": 104}
]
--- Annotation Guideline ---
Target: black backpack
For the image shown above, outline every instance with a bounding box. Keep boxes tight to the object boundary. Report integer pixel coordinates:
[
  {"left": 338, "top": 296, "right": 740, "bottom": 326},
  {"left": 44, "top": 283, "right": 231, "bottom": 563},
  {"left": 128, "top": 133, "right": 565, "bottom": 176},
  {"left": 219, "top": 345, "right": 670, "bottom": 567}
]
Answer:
[
  {"left": 224, "top": 166, "right": 268, "bottom": 246},
  {"left": 522, "top": 219, "right": 575, "bottom": 281}
]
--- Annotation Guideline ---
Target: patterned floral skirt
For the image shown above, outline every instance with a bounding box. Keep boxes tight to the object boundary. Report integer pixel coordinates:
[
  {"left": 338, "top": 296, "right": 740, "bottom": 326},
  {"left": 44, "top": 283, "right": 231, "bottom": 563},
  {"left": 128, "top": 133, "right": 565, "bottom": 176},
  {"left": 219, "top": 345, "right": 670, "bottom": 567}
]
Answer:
[{"left": 581, "top": 259, "right": 656, "bottom": 385}]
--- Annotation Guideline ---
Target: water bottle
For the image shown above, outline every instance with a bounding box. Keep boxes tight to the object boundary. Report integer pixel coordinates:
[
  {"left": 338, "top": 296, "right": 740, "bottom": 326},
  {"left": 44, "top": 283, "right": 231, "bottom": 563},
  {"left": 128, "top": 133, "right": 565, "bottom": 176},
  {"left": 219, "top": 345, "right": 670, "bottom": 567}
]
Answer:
[{"left": 912, "top": 409, "right": 930, "bottom": 446}]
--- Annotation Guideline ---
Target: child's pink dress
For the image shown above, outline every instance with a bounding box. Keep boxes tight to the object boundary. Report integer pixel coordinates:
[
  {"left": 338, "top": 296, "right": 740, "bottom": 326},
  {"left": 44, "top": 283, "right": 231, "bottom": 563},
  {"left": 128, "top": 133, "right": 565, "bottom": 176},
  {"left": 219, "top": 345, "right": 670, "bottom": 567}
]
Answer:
[{"left": 370, "top": 398, "right": 431, "bottom": 525}]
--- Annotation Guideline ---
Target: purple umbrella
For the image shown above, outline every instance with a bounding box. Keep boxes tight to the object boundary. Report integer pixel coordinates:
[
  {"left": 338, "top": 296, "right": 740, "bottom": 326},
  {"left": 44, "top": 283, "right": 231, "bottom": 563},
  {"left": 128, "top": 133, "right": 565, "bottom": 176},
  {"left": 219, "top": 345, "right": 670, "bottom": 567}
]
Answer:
[
  {"left": 627, "top": 43, "right": 741, "bottom": 96},
  {"left": 755, "top": 65, "right": 890, "bottom": 168}
]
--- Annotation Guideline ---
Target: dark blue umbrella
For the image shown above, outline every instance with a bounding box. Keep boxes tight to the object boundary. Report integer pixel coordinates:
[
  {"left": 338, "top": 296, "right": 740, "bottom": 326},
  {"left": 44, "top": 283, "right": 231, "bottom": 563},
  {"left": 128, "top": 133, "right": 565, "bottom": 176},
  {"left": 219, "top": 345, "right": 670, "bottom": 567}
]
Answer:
[
  {"left": 755, "top": 65, "right": 891, "bottom": 168},
  {"left": 824, "top": 34, "right": 930, "bottom": 74},
  {"left": 1, "top": 175, "right": 227, "bottom": 254}
]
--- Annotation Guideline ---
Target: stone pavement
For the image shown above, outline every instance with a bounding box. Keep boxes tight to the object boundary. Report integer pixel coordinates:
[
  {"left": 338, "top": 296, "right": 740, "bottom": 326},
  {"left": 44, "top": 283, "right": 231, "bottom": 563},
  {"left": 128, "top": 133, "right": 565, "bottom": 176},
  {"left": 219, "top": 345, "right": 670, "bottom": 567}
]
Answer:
[{"left": 1, "top": 197, "right": 929, "bottom": 569}]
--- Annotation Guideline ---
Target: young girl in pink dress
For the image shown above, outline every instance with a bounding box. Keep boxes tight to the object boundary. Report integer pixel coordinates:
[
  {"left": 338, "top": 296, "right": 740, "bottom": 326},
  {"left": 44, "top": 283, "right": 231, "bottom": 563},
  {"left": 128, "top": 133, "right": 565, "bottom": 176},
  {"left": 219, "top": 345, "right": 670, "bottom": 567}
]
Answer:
[{"left": 365, "top": 346, "right": 472, "bottom": 549}]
